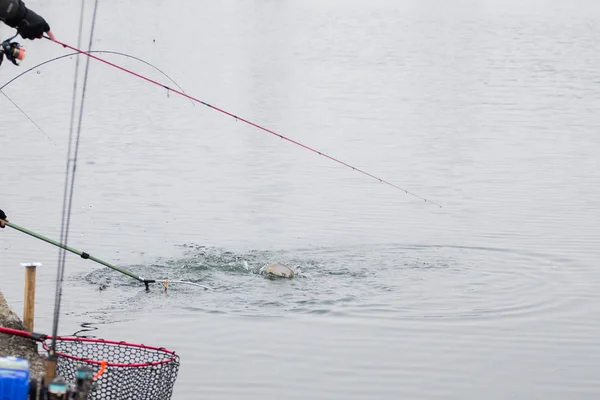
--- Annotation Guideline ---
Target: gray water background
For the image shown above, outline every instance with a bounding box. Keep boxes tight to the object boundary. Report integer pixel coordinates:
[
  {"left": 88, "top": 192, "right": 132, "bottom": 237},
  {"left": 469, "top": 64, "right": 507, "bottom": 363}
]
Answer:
[{"left": 1, "top": 0, "right": 600, "bottom": 398}]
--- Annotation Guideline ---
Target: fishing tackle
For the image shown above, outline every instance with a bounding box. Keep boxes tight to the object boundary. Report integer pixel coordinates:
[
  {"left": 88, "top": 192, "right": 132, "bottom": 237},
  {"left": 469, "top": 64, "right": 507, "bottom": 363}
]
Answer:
[
  {"left": 3, "top": 361, "right": 98, "bottom": 400},
  {"left": 0, "top": 36, "right": 25, "bottom": 67},
  {"left": 5, "top": 221, "right": 211, "bottom": 290},
  {"left": 44, "top": 36, "right": 442, "bottom": 208},
  {"left": 46, "top": 376, "right": 68, "bottom": 399},
  {"left": 1, "top": 50, "right": 192, "bottom": 146}
]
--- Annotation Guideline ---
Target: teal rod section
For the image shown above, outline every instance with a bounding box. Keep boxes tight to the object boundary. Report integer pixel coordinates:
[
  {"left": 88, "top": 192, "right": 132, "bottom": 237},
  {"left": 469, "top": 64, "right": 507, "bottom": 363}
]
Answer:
[{"left": 5, "top": 221, "right": 147, "bottom": 283}]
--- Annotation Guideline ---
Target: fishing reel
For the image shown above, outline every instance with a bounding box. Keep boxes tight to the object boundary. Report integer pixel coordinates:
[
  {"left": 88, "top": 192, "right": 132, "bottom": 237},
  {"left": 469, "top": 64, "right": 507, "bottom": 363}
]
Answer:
[
  {"left": 0, "top": 36, "right": 26, "bottom": 67},
  {"left": 28, "top": 366, "right": 96, "bottom": 400}
]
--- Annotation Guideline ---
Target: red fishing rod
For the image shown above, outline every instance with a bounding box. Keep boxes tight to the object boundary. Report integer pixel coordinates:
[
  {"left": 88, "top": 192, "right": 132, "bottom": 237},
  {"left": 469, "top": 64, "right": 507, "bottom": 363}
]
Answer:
[{"left": 46, "top": 36, "right": 442, "bottom": 208}]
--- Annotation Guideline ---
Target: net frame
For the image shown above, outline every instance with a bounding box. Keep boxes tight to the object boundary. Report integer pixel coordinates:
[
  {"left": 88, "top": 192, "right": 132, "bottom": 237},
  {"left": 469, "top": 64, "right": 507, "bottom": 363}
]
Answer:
[{"left": 41, "top": 336, "right": 180, "bottom": 399}]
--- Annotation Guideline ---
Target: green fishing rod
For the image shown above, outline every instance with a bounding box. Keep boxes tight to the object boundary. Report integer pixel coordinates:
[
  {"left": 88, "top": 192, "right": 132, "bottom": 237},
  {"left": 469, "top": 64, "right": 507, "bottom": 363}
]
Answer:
[{"left": 5, "top": 221, "right": 210, "bottom": 290}]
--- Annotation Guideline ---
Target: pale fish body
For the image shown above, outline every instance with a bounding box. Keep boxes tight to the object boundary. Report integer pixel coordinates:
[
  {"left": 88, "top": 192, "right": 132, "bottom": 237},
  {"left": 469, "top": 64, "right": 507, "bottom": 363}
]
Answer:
[{"left": 261, "top": 263, "right": 295, "bottom": 279}]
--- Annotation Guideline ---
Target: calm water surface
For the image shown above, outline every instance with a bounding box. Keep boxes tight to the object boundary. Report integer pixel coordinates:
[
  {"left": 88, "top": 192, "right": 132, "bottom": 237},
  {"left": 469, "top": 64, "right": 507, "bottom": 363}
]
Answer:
[{"left": 1, "top": 0, "right": 600, "bottom": 399}]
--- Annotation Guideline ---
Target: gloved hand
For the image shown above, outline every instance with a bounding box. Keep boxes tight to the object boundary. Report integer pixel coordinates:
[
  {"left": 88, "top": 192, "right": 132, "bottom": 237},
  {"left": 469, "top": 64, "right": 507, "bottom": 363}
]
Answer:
[
  {"left": 4, "top": 1, "right": 54, "bottom": 40},
  {"left": 15, "top": 7, "right": 52, "bottom": 39},
  {"left": 0, "top": 209, "right": 7, "bottom": 228}
]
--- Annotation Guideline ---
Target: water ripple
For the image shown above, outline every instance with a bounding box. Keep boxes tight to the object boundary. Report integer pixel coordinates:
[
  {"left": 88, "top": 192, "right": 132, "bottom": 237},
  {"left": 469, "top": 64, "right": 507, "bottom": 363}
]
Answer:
[{"left": 78, "top": 243, "right": 578, "bottom": 323}]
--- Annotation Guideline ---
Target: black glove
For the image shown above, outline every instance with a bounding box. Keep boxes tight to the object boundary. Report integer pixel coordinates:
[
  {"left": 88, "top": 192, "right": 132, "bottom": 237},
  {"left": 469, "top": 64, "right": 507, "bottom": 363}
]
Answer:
[
  {"left": 0, "top": 209, "right": 6, "bottom": 228},
  {"left": 5, "top": 2, "right": 51, "bottom": 40}
]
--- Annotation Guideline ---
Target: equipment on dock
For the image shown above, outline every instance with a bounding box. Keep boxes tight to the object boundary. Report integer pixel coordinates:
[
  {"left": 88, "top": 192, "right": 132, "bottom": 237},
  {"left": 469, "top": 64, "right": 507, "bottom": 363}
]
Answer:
[
  {"left": 0, "top": 326, "right": 180, "bottom": 399},
  {"left": 0, "top": 356, "right": 30, "bottom": 399}
]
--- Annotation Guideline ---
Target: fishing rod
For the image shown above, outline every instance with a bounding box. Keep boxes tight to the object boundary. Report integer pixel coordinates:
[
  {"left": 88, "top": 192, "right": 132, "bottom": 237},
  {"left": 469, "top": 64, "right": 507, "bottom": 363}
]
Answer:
[
  {"left": 5, "top": 221, "right": 210, "bottom": 290},
  {"left": 0, "top": 50, "right": 193, "bottom": 102},
  {"left": 1, "top": 44, "right": 193, "bottom": 139},
  {"left": 46, "top": 37, "right": 442, "bottom": 208},
  {"left": 1, "top": 34, "right": 207, "bottom": 290}
]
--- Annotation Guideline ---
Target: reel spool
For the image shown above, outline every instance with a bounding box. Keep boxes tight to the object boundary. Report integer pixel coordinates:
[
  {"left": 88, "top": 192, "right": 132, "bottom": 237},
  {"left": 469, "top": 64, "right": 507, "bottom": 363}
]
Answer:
[{"left": 0, "top": 39, "right": 26, "bottom": 67}]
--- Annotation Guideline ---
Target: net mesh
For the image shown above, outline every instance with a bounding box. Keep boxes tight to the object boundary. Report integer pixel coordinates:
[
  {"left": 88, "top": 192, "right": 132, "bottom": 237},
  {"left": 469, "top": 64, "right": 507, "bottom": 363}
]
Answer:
[{"left": 43, "top": 337, "right": 180, "bottom": 399}]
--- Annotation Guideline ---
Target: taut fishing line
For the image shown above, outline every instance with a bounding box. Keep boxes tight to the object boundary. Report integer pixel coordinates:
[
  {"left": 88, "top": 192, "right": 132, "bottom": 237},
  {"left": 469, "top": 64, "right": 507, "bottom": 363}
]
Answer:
[
  {"left": 1, "top": 48, "right": 209, "bottom": 289},
  {"left": 1, "top": 51, "right": 191, "bottom": 147},
  {"left": 0, "top": 90, "right": 55, "bottom": 144},
  {"left": 51, "top": 0, "right": 98, "bottom": 358},
  {"left": 2, "top": 7, "right": 442, "bottom": 306},
  {"left": 0, "top": 46, "right": 194, "bottom": 149}
]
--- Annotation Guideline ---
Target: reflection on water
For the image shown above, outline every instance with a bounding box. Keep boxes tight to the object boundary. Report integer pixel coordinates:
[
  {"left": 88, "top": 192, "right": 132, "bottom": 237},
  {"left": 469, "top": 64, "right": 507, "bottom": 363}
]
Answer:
[{"left": 1, "top": 0, "right": 600, "bottom": 399}]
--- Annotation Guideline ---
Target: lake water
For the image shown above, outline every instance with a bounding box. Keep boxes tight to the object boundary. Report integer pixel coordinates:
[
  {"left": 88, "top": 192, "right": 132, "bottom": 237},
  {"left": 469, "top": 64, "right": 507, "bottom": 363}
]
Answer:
[{"left": 1, "top": 0, "right": 600, "bottom": 398}]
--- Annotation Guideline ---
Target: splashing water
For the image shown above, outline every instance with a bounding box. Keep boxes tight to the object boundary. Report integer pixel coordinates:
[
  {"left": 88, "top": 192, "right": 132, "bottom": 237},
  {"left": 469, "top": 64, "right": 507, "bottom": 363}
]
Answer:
[{"left": 77, "top": 243, "right": 574, "bottom": 321}]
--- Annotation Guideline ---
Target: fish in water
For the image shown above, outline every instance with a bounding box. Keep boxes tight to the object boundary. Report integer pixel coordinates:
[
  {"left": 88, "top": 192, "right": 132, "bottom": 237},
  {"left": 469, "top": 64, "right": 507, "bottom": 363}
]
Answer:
[{"left": 260, "top": 263, "right": 295, "bottom": 279}]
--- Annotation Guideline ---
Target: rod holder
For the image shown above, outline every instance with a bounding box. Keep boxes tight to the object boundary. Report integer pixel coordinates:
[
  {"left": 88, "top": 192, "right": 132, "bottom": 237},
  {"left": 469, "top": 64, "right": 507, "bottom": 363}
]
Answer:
[{"left": 21, "top": 262, "right": 41, "bottom": 332}]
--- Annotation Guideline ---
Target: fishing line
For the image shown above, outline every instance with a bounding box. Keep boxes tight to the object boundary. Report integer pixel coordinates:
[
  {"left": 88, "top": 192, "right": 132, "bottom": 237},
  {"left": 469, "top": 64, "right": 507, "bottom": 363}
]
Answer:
[
  {"left": 0, "top": 51, "right": 192, "bottom": 103},
  {"left": 0, "top": 51, "right": 191, "bottom": 150},
  {"left": 51, "top": 0, "right": 97, "bottom": 357},
  {"left": 0, "top": 46, "right": 206, "bottom": 290},
  {"left": 46, "top": 37, "right": 442, "bottom": 208},
  {"left": 0, "top": 89, "right": 55, "bottom": 144}
]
